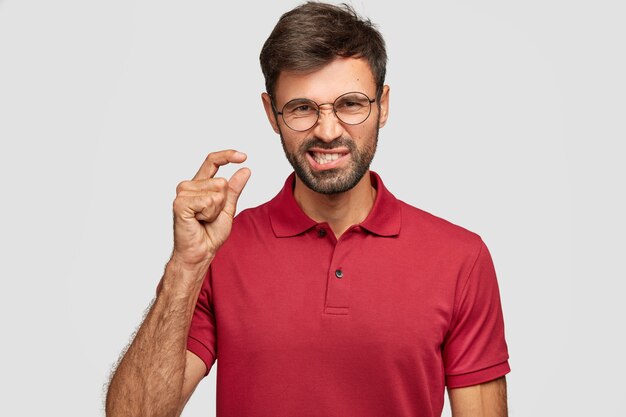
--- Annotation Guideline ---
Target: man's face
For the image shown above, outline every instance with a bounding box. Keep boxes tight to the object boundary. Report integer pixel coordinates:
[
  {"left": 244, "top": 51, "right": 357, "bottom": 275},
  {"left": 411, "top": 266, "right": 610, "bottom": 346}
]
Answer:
[{"left": 262, "top": 57, "right": 389, "bottom": 195}]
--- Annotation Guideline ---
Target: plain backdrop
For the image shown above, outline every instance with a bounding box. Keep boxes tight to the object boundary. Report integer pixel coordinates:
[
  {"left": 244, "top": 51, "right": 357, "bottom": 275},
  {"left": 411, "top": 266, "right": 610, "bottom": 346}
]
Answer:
[{"left": 1, "top": 0, "right": 624, "bottom": 416}]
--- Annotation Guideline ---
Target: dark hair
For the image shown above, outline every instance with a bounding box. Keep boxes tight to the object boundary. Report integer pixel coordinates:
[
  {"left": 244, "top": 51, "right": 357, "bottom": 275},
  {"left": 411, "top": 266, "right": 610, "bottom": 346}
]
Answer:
[{"left": 259, "top": 2, "right": 387, "bottom": 99}]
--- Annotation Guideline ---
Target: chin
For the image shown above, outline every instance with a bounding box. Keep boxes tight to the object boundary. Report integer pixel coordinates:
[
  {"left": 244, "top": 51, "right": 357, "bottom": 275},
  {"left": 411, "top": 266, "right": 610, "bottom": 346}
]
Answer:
[{"left": 296, "top": 164, "right": 369, "bottom": 195}]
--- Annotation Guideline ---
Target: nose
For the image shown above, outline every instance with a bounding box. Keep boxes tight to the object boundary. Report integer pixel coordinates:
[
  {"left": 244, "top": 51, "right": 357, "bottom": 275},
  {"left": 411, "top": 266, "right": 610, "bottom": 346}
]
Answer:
[{"left": 313, "top": 104, "right": 344, "bottom": 142}]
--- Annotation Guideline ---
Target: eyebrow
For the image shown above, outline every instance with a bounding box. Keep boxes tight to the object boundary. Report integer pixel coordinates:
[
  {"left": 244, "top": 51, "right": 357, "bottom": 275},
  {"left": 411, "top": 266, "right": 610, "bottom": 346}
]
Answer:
[
  {"left": 286, "top": 92, "right": 373, "bottom": 103},
  {"left": 285, "top": 98, "right": 314, "bottom": 103}
]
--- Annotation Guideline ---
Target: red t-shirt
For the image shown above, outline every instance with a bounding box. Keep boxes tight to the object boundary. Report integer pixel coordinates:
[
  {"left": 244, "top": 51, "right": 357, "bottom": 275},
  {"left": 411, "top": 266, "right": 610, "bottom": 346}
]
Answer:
[{"left": 187, "top": 172, "right": 510, "bottom": 417}]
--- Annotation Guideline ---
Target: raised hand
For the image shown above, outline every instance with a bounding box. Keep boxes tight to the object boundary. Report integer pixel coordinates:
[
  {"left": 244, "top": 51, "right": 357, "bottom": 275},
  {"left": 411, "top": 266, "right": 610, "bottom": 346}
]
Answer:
[
  {"left": 171, "top": 150, "right": 251, "bottom": 270},
  {"left": 106, "top": 150, "right": 250, "bottom": 417}
]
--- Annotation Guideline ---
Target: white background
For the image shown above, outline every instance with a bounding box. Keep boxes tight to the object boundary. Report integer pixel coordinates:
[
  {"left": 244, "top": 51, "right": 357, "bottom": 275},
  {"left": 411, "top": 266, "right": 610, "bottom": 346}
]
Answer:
[{"left": 1, "top": 0, "right": 624, "bottom": 416}]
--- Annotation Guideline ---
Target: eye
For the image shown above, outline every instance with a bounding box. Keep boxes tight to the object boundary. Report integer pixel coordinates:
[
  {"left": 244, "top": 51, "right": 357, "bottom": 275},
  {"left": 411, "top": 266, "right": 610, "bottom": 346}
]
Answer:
[
  {"left": 284, "top": 99, "right": 317, "bottom": 116},
  {"left": 294, "top": 104, "right": 313, "bottom": 112},
  {"left": 336, "top": 95, "right": 368, "bottom": 113}
]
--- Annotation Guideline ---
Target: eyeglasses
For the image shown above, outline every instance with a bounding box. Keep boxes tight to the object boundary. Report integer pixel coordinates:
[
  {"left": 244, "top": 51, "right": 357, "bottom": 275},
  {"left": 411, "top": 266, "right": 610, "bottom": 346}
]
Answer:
[{"left": 273, "top": 91, "right": 376, "bottom": 132}]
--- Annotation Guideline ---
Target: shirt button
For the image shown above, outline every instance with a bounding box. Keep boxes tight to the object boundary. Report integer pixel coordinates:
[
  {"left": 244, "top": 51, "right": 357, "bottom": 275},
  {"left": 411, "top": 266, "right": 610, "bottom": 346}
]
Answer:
[
  {"left": 335, "top": 269, "right": 343, "bottom": 279},
  {"left": 318, "top": 228, "right": 327, "bottom": 237}
]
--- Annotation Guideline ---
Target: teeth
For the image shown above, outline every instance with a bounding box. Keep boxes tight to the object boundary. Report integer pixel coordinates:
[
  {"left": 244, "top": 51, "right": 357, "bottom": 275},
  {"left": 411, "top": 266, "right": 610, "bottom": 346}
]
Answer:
[{"left": 312, "top": 152, "right": 342, "bottom": 164}]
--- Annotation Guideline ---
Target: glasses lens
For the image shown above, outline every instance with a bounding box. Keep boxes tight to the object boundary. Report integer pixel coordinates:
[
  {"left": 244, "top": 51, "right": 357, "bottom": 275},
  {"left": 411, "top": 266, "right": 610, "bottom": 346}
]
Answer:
[
  {"left": 334, "top": 93, "right": 372, "bottom": 125},
  {"left": 281, "top": 99, "right": 319, "bottom": 131}
]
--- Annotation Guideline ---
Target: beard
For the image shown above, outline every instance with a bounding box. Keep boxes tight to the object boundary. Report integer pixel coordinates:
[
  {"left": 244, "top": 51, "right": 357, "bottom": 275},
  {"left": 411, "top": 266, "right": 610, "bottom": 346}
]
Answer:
[{"left": 279, "top": 125, "right": 379, "bottom": 195}]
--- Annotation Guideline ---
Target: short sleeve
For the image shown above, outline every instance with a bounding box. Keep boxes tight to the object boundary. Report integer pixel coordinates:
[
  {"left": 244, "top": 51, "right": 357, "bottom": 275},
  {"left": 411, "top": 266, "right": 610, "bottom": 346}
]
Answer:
[
  {"left": 186, "top": 265, "right": 218, "bottom": 376},
  {"left": 443, "top": 240, "right": 510, "bottom": 388}
]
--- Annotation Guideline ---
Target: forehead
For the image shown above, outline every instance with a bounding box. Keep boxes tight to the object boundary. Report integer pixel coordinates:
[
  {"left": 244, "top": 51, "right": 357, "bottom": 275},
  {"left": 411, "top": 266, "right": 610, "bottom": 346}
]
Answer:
[{"left": 274, "top": 57, "right": 376, "bottom": 104}]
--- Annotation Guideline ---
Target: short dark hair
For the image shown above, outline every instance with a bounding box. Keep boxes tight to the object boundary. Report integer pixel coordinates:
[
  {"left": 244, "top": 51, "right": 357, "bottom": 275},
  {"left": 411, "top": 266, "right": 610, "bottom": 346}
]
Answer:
[{"left": 259, "top": 2, "right": 387, "bottom": 98}]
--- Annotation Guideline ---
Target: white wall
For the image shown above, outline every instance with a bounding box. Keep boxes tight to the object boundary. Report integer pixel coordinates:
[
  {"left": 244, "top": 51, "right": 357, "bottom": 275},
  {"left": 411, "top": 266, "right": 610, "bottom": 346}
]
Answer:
[{"left": 1, "top": 0, "right": 624, "bottom": 416}]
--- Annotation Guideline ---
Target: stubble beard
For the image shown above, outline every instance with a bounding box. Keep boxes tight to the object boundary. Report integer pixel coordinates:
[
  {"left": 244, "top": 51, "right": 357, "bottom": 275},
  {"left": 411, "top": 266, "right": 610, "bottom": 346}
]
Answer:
[{"left": 279, "top": 125, "right": 379, "bottom": 195}]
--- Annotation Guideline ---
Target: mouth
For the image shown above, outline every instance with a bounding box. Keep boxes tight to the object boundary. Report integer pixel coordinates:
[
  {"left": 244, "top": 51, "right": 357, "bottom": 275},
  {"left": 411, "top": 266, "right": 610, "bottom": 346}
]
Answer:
[{"left": 306, "top": 148, "right": 350, "bottom": 170}]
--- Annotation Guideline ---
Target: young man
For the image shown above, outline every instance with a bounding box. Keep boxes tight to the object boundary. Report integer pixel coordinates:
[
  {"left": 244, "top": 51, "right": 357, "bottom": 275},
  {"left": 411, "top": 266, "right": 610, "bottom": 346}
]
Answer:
[{"left": 106, "top": 3, "right": 510, "bottom": 416}]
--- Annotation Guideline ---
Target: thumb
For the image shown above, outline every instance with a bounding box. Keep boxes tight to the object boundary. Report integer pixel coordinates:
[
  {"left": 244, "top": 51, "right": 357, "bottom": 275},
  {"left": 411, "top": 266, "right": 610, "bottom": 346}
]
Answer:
[{"left": 224, "top": 167, "right": 252, "bottom": 216}]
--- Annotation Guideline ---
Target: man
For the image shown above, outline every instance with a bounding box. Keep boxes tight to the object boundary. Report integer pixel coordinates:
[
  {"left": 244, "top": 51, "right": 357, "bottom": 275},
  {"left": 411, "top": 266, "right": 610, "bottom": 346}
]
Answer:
[{"left": 106, "top": 2, "right": 510, "bottom": 417}]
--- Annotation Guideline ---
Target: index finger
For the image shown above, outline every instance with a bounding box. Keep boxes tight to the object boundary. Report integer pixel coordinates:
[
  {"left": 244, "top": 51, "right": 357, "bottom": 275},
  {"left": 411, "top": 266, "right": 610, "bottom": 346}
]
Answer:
[{"left": 192, "top": 150, "right": 247, "bottom": 180}]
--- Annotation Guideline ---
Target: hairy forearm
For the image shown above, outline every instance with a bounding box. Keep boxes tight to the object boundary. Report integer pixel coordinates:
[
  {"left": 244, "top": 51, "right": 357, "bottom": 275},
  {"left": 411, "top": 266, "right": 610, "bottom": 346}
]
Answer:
[
  {"left": 449, "top": 377, "right": 508, "bottom": 417},
  {"left": 106, "top": 260, "right": 209, "bottom": 417}
]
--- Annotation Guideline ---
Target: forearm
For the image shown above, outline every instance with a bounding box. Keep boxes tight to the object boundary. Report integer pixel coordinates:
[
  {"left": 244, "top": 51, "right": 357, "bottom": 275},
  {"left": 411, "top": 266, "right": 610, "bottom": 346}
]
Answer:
[
  {"left": 449, "top": 377, "right": 508, "bottom": 417},
  {"left": 106, "top": 259, "right": 210, "bottom": 417}
]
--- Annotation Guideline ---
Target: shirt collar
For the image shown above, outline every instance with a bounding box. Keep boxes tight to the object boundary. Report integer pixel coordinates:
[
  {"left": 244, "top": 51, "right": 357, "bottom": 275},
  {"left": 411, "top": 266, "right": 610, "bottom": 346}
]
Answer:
[{"left": 268, "top": 171, "right": 401, "bottom": 238}]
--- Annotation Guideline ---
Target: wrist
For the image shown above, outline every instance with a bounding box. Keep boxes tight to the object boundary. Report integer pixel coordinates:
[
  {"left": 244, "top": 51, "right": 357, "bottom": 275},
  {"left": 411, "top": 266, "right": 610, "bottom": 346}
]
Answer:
[
  {"left": 168, "top": 251, "right": 214, "bottom": 274},
  {"left": 161, "top": 256, "right": 213, "bottom": 293}
]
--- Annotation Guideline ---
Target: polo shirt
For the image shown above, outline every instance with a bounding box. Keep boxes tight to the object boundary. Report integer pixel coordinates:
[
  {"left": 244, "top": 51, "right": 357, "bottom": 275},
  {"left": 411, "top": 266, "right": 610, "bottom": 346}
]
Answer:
[{"left": 187, "top": 171, "right": 510, "bottom": 417}]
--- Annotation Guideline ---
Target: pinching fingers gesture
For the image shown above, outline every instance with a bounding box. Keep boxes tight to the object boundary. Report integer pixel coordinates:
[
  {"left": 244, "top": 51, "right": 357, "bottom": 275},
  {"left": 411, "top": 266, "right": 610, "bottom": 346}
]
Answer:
[{"left": 171, "top": 150, "right": 251, "bottom": 270}]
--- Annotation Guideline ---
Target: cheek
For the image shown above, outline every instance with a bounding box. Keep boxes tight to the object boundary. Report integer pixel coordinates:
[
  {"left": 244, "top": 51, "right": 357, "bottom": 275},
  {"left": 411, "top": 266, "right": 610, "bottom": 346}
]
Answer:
[
  {"left": 345, "top": 122, "right": 367, "bottom": 136},
  {"left": 282, "top": 133, "right": 307, "bottom": 153},
  {"left": 347, "top": 122, "right": 376, "bottom": 142}
]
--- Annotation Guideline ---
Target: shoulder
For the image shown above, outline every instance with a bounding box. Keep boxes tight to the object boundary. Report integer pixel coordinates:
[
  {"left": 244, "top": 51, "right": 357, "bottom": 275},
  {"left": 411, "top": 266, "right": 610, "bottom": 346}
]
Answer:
[{"left": 397, "top": 200, "right": 484, "bottom": 255}]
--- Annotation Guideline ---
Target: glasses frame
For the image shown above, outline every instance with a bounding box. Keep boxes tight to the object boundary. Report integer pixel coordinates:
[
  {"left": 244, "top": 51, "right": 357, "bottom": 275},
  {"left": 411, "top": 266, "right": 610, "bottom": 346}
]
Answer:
[{"left": 272, "top": 91, "right": 376, "bottom": 132}]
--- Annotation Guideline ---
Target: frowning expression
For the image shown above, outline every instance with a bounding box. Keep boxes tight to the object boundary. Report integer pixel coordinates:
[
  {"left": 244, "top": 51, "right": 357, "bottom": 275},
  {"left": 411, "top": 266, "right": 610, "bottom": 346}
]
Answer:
[{"left": 262, "top": 57, "right": 389, "bottom": 194}]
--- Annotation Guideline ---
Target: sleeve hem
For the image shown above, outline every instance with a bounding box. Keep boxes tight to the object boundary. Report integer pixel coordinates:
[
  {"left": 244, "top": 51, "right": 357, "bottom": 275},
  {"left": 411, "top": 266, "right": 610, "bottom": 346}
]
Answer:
[
  {"left": 187, "top": 336, "right": 216, "bottom": 376},
  {"left": 446, "top": 361, "right": 510, "bottom": 388}
]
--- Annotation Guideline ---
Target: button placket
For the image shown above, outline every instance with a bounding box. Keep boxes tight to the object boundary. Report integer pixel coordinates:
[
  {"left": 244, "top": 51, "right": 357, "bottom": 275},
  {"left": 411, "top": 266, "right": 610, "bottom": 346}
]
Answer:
[{"left": 323, "top": 235, "right": 353, "bottom": 315}]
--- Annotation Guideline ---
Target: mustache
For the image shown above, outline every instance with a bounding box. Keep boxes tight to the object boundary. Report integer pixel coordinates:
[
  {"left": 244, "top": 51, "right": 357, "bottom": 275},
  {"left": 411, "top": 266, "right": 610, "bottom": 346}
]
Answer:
[{"left": 299, "top": 137, "right": 356, "bottom": 152}]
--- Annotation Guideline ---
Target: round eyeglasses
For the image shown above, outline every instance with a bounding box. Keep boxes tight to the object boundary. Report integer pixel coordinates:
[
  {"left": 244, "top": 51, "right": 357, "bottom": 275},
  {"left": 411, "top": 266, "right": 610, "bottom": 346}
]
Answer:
[{"left": 273, "top": 92, "right": 376, "bottom": 132}]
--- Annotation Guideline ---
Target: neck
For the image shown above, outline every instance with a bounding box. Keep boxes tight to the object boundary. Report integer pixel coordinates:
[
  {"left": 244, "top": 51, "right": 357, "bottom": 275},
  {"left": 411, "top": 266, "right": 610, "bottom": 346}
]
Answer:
[{"left": 293, "top": 172, "right": 377, "bottom": 238}]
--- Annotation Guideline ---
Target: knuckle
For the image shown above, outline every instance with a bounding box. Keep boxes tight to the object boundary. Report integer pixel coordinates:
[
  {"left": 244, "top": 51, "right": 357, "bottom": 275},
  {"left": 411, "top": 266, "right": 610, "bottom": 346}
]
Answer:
[
  {"left": 172, "top": 198, "right": 183, "bottom": 212},
  {"left": 212, "top": 191, "right": 225, "bottom": 205},
  {"left": 213, "top": 177, "right": 228, "bottom": 189},
  {"left": 176, "top": 180, "right": 188, "bottom": 194}
]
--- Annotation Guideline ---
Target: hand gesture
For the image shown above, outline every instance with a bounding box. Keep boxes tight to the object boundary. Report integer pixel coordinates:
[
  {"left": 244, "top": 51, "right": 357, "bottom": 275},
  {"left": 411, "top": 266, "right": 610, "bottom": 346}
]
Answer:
[{"left": 171, "top": 150, "right": 251, "bottom": 270}]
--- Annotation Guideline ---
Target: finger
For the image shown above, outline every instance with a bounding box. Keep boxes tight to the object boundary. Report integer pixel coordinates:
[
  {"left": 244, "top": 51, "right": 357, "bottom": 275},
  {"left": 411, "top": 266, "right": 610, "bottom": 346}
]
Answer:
[
  {"left": 223, "top": 167, "right": 252, "bottom": 217},
  {"left": 192, "top": 150, "right": 247, "bottom": 181},
  {"left": 192, "top": 194, "right": 224, "bottom": 223},
  {"left": 176, "top": 177, "right": 228, "bottom": 194},
  {"left": 173, "top": 192, "right": 226, "bottom": 223}
]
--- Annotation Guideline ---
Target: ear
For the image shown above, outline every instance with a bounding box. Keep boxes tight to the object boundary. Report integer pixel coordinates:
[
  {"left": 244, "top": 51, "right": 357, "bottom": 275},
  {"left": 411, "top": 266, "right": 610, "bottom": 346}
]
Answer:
[
  {"left": 377, "top": 85, "right": 390, "bottom": 128},
  {"left": 261, "top": 92, "right": 281, "bottom": 134}
]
